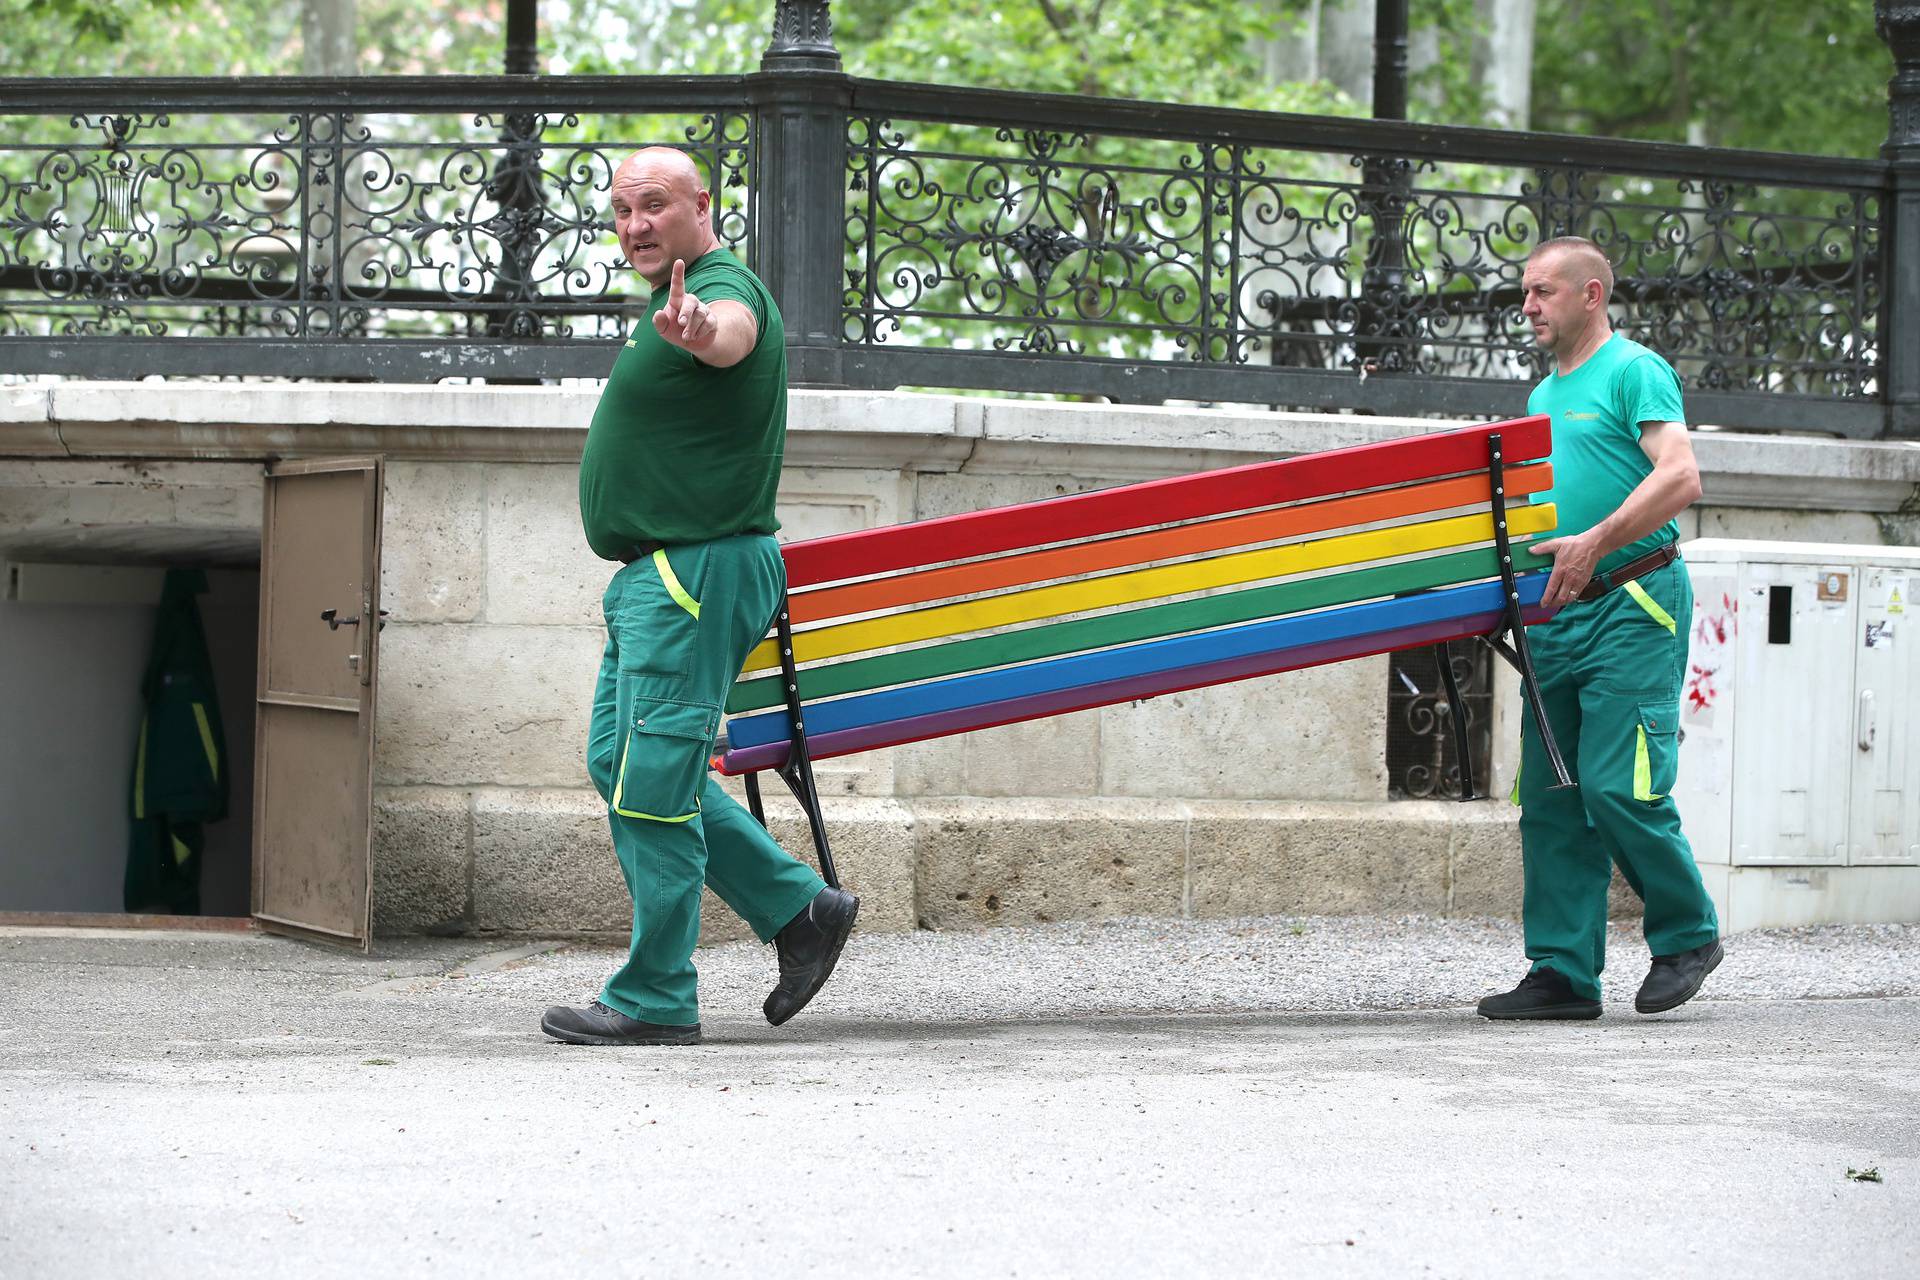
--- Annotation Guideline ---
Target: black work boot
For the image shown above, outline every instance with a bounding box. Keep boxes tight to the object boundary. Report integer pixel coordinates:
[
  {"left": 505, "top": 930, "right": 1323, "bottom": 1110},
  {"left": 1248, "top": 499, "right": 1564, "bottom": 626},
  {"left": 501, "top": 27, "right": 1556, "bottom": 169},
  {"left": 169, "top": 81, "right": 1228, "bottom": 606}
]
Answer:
[
  {"left": 540, "top": 999, "right": 701, "bottom": 1046},
  {"left": 1635, "top": 939, "right": 1723, "bottom": 1014},
  {"left": 764, "top": 886, "right": 860, "bottom": 1026},
  {"left": 1476, "top": 967, "right": 1603, "bottom": 1021}
]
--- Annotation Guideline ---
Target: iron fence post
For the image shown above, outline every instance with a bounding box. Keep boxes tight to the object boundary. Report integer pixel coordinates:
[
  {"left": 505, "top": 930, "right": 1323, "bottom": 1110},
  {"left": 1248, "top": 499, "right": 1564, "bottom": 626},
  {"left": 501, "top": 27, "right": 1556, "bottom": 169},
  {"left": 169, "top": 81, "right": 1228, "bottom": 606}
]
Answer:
[
  {"left": 1359, "top": 0, "right": 1412, "bottom": 377},
  {"left": 755, "top": 0, "right": 851, "bottom": 387},
  {"left": 1878, "top": 1, "right": 1920, "bottom": 438},
  {"left": 485, "top": 0, "right": 546, "bottom": 363}
]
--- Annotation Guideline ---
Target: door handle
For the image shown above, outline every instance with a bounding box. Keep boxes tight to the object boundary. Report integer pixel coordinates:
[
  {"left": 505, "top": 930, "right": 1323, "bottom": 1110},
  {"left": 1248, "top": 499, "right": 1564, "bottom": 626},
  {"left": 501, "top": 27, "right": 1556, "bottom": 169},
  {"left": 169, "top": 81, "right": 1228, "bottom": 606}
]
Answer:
[
  {"left": 322, "top": 608, "right": 389, "bottom": 631},
  {"left": 1857, "top": 688, "right": 1875, "bottom": 753}
]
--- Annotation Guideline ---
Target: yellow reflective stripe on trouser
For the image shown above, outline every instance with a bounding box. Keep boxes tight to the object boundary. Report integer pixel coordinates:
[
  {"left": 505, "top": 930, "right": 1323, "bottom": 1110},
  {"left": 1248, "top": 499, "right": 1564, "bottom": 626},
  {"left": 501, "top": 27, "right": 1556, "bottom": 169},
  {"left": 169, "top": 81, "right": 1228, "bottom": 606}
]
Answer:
[
  {"left": 1622, "top": 580, "right": 1676, "bottom": 634},
  {"left": 652, "top": 549, "right": 700, "bottom": 620},
  {"left": 170, "top": 832, "right": 193, "bottom": 867},
  {"left": 191, "top": 701, "right": 219, "bottom": 782},
  {"left": 1509, "top": 757, "right": 1521, "bottom": 807},
  {"left": 1633, "top": 724, "right": 1662, "bottom": 801},
  {"left": 133, "top": 714, "right": 149, "bottom": 819},
  {"left": 609, "top": 730, "right": 701, "bottom": 823}
]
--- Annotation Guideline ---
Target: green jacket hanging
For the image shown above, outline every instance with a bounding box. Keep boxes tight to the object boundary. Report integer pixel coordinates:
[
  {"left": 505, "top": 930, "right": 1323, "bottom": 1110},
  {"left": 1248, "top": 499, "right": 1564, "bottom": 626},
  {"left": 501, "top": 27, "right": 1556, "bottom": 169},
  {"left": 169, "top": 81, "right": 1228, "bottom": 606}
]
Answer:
[{"left": 126, "top": 569, "right": 227, "bottom": 914}]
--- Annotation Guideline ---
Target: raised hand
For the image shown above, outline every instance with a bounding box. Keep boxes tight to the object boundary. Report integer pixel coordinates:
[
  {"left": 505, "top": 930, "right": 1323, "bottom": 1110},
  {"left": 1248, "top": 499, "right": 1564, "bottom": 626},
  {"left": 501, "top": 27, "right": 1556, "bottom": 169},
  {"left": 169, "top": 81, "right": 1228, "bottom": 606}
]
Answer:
[{"left": 651, "top": 259, "right": 716, "bottom": 353}]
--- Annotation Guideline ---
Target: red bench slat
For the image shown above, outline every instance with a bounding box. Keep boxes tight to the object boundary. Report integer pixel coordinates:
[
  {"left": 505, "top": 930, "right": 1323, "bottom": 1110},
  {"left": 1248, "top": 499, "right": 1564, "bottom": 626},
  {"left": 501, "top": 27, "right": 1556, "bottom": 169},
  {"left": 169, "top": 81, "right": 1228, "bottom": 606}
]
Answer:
[{"left": 781, "top": 415, "right": 1550, "bottom": 589}]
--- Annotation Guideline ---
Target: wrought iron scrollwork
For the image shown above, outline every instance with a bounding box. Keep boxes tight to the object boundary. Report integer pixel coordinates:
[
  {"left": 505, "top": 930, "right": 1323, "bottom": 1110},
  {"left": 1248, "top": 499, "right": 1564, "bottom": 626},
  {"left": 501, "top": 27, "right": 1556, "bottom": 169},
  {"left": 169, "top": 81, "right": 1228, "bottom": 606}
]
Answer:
[
  {"left": 842, "top": 112, "right": 1882, "bottom": 403},
  {"left": 0, "top": 105, "right": 755, "bottom": 349},
  {"left": 1387, "top": 644, "right": 1493, "bottom": 801}
]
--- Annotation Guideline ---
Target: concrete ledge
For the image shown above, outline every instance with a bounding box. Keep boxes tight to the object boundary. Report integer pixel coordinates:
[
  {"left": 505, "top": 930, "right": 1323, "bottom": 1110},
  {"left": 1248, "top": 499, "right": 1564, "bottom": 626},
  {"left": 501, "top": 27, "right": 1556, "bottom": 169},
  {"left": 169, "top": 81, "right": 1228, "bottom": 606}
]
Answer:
[
  {"left": 1188, "top": 801, "right": 1451, "bottom": 917},
  {"left": 387, "top": 784, "right": 916, "bottom": 945},
  {"left": 913, "top": 797, "right": 1189, "bottom": 928},
  {"left": 1445, "top": 802, "right": 1526, "bottom": 918},
  {"left": 8, "top": 384, "right": 1915, "bottom": 518},
  {"left": 470, "top": 788, "right": 625, "bottom": 934},
  {"left": 372, "top": 787, "right": 471, "bottom": 936},
  {"left": 375, "top": 789, "right": 1646, "bottom": 940}
]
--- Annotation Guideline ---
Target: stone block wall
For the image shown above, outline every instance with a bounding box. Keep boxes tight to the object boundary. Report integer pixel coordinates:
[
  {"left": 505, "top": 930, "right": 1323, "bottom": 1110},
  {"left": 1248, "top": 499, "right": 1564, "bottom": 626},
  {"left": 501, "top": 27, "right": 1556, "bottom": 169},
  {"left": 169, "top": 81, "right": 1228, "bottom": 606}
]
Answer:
[{"left": 5, "top": 384, "right": 1916, "bottom": 940}]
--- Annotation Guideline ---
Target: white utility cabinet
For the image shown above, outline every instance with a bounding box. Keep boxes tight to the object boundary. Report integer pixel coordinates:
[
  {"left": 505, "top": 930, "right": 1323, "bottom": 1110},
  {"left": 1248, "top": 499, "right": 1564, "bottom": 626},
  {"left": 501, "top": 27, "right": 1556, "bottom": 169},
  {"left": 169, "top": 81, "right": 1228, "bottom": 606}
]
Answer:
[{"left": 1673, "top": 539, "right": 1920, "bottom": 930}]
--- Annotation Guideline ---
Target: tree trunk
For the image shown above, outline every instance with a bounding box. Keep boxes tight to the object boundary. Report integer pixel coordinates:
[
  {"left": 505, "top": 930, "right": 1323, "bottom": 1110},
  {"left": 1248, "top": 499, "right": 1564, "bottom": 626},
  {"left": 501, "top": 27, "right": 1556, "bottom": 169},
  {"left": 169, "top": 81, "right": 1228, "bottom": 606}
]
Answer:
[
  {"left": 1471, "top": 0, "right": 1536, "bottom": 129},
  {"left": 1258, "top": 0, "right": 1322, "bottom": 84},
  {"left": 301, "top": 0, "right": 357, "bottom": 76},
  {"left": 1320, "top": 0, "right": 1374, "bottom": 104}
]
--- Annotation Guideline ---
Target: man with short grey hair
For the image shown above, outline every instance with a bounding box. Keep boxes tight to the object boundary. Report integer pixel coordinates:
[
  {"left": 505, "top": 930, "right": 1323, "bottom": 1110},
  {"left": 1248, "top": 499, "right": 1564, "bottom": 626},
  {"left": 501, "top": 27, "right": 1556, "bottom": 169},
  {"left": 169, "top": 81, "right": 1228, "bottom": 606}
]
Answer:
[
  {"left": 542, "top": 148, "right": 858, "bottom": 1046},
  {"left": 1478, "top": 235, "right": 1722, "bottom": 1021}
]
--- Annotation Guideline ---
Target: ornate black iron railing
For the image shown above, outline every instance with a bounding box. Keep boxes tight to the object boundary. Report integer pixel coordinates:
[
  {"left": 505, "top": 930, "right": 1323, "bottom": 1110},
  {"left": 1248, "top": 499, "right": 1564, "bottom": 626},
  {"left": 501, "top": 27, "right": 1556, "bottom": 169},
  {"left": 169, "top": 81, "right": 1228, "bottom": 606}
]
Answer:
[
  {"left": 1, "top": 4, "right": 1916, "bottom": 440},
  {"left": 0, "top": 78, "right": 754, "bottom": 379},
  {"left": 830, "top": 79, "right": 1891, "bottom": 435}
]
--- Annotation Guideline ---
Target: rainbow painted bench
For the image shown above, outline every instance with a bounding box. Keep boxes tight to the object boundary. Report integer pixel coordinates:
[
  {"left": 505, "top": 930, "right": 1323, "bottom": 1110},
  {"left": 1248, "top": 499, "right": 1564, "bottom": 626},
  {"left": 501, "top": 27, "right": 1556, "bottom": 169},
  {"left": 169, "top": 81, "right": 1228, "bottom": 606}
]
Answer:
[{"left": 714, "top": 415, "right": 1573, "bottom": 886}]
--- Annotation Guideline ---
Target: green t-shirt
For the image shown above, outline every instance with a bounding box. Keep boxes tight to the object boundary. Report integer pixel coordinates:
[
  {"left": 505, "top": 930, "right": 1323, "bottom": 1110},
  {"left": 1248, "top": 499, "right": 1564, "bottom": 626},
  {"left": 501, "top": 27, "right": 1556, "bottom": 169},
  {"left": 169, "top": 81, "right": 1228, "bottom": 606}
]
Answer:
[
  {"left": 578, "top": 248, "right": 786, "bottom": 560},
  {"left": 1527, "top": 332, "right": 1685, "bottom": 576}
]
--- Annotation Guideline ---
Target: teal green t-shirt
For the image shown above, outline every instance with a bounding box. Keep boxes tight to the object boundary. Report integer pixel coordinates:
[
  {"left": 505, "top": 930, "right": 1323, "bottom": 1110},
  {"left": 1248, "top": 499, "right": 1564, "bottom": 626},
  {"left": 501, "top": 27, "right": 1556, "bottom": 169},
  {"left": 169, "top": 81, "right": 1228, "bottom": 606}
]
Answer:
[
  {"left": 578, "top": 248, "right": 786, "bottom": 560},
  {"left": 1527, "top": 332, "right": 1685, "bottom": 576}
]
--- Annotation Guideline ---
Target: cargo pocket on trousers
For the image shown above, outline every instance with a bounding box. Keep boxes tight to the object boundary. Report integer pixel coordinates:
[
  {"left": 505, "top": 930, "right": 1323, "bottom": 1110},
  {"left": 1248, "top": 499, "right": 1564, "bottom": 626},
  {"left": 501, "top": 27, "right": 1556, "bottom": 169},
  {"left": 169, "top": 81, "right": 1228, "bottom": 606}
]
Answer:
[
  {"left": 620, "top": 547, "right": 706, "bottom": 680},
  {"left": 1632, "top": 700, "right": 1679, "bottom": 802},
  {"left": 610, "top": 696, "right": 719, "bottom": 822}
]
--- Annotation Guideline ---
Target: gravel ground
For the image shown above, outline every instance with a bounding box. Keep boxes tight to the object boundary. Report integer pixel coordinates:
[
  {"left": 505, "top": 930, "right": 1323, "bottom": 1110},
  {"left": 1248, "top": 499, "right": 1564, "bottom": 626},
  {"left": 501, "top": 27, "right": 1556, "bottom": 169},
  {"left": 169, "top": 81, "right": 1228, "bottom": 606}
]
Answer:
[{"left": 472, "top": 914, "right": 1920, "bottom": 1023}]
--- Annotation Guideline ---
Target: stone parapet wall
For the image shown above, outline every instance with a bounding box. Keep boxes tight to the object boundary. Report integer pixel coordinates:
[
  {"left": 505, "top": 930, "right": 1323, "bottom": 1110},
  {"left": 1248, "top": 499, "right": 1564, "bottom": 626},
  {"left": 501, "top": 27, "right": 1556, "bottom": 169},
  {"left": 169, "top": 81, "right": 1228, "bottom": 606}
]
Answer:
[{"left": 5, "top": 383, "right": 1916, "bottom": 937}]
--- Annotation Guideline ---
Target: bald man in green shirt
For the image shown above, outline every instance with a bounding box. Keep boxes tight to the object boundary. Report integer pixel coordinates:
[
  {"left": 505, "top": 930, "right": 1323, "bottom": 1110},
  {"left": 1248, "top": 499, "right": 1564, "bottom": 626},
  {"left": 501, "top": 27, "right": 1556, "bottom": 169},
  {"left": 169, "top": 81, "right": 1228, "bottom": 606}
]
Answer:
[
  {"left": 542, "top": 148, "right": 858, "bottom": 1046},
  {"left": 1478, "top": 236, "right": 1722, "bottom": 1021}
]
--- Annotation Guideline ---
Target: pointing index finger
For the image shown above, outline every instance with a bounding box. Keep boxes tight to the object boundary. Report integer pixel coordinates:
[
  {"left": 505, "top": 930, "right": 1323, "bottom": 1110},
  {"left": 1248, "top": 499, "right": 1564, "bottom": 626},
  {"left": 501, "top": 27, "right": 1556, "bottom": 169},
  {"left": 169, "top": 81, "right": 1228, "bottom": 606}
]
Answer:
[{"left": 669, "top": 258, "right": 686, "bottom": 303}]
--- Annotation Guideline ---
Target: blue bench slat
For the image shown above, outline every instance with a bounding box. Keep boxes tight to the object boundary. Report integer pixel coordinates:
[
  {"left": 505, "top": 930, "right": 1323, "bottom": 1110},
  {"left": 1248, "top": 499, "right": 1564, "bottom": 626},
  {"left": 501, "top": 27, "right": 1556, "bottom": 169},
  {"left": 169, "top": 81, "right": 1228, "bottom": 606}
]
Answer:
[{"left": 724, "top": 572, "right": 1549, "bottom": 750}]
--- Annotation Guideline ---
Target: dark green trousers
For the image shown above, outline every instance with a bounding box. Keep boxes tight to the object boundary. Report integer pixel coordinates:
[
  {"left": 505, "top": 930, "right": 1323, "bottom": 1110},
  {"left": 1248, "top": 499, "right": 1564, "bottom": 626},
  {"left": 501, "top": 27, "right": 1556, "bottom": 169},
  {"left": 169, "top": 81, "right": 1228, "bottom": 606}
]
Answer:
[
  {"left": 586, "top": 534, "right": 824, "bottom": 1025},
  {"left": 1516, "top": 558, "right": 1719, "bottom": 1000}
]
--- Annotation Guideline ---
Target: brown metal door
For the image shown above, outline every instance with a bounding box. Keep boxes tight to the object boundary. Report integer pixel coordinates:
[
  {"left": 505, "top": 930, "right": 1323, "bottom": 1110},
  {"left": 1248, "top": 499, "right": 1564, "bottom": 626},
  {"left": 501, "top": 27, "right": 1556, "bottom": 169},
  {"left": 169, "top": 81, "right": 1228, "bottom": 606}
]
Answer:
[{"left": 252, "top": 458, "right": 383, "bottom": 951}]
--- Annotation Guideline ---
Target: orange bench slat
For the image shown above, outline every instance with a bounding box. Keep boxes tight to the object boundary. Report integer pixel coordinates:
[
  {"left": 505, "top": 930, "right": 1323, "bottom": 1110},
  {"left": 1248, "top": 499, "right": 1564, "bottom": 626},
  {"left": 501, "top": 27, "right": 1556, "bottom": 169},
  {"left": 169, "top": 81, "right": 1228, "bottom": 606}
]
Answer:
[
  {"left": 778, "top": 415, "right": 1549, "bottom": 589},
  {"left": 787, "top": 461, "right": 1552, "bottom": 625}
]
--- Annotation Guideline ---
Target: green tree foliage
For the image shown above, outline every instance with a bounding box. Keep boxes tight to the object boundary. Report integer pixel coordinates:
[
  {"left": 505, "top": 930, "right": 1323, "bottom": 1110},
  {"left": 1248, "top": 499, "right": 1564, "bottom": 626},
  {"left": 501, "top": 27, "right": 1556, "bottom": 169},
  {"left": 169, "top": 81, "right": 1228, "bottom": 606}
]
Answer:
[
  {"left": 8, "top": 0, "right": 185, "bottom": 43},
  {"left": 835, "top": 0, "right": 1336, "bottom": 115},
  {"left": 1, "top": 0, "right": 293, "bottom": 77},
  {"left": 1530, "top": 0, "right": 1891, "bottom": 157},
  {"left": 2, "top": 0, "right": 1893, "bottom": 160}
]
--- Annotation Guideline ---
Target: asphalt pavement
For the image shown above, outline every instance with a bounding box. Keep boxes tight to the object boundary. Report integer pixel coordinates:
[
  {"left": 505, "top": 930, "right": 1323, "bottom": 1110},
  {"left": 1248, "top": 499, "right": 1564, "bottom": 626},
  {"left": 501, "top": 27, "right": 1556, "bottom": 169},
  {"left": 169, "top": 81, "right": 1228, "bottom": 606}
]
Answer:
[{"left": 1, "top": 915, "right": 1915, "bottom": 1278}]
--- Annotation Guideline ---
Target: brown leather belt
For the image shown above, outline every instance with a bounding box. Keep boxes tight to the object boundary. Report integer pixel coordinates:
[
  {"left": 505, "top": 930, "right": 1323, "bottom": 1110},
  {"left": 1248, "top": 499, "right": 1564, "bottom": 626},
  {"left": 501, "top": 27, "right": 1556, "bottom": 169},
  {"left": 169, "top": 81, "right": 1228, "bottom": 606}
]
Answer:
[
  {"left": 1576, "top": 541, "right": 1679, "bottom": 602},
  {"left": 618, "top": 538, "right": 667, "bottom": 564}
]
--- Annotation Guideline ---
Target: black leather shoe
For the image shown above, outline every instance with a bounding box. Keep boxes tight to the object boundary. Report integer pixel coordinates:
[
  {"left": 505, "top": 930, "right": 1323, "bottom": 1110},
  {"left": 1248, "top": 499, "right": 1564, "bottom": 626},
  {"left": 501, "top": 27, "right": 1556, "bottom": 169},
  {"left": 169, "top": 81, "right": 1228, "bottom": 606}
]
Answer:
[
  {"left": 540, "top": 999, "right": 700, "bottom": 1045},
  {"left": 764, "top": 886, "right": 860, "bottom": 1026},
  {"left": 1476, "top": 967, "right": 1603, "bottom": 1020},
  {"left": 1635, "top": 939, "right": 1723, "bottom": 1014}
]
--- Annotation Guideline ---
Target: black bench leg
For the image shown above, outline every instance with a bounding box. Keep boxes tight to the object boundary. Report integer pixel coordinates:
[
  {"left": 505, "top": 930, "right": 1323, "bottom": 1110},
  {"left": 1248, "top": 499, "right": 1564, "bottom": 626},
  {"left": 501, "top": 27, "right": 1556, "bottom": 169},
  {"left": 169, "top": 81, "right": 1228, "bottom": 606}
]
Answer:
[
  {"left": 1432, "top": 641, "right": 1477, "bottom": 801},
  {"left": 1483, "top": 432, "right": 1576, "bottom": 791},
  {"left": 760, "top": 597, "right": 840, "bottom": 890},
  {"left": 774, "top": 757, "right": 838, "bottom": 890}
]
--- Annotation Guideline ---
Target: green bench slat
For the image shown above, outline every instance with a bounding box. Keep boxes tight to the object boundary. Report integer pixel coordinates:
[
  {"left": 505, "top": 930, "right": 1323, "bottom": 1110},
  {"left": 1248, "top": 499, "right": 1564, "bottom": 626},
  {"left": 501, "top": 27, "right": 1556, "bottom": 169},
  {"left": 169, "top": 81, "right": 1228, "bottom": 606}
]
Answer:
[{"left": 725, "top": 539, "right": 1537, "bottom": 714}]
